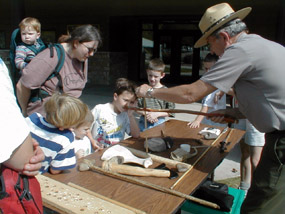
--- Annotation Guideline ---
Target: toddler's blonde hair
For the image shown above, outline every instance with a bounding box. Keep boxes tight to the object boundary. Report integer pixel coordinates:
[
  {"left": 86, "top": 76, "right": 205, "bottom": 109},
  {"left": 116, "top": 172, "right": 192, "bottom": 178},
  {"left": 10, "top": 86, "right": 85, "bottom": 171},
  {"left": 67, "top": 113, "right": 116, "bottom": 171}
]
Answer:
[
  {"left": 44, "top": 93, "right": 88, "bottom": 129},
  {"left": 19, "top": 17, "right": 41, "bottom": 33},
  {"left": 74, "top": 108, "right": 94, "bottom": 129}
]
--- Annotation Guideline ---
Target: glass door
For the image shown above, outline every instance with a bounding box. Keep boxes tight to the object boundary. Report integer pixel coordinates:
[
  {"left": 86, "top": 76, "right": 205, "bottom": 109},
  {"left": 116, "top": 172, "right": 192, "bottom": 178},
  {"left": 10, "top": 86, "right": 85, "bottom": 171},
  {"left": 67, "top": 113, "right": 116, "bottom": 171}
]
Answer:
[
  {"left": 140, "top": 22, "right": 202, "bottom": 84},
  {"left": 157, "top": 31, "right": 199, "bottom": 83}
]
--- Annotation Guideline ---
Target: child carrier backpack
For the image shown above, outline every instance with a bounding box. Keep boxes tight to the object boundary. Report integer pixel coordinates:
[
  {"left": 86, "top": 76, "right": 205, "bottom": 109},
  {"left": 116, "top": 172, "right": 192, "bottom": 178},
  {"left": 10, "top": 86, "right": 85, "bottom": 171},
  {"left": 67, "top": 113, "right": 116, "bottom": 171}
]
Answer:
[
  {"left": 9, "top": 28, "right": 65, "bottom": 102},
  {"left": 9, "top": 28, "right": 46, "bottom": 85}
]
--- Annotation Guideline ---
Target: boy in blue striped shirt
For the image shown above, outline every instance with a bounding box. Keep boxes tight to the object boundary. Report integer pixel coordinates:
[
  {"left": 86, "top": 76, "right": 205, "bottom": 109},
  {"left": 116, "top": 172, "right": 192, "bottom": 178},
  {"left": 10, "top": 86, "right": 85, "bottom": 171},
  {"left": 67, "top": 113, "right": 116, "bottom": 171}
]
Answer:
[{"left": 25, "top": 93, "right": 88, "bottom": 174}]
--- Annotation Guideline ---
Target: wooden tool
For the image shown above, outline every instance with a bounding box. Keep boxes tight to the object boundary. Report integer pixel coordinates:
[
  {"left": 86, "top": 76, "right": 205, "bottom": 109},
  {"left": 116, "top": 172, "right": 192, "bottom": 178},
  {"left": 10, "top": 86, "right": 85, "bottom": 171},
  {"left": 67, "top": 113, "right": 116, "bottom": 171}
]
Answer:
[
  {"left": 219, "top": 128, "right": 233, "bottom": 153},
  {"left": 124, "top": 146, "right": 192, "bottom": 171},
  {"left": 102, "top": 156, "right": 171, "bottom": 177},
  {"left": 170, "top": 127, "right": 230, "bottom": 189},
  {"left": 80, "top": 159, "right": 220, "bottom": 210},
  {"left": 125, "top": 106, "right": 236, "bottom": 123},
  {"left": 143, "top": 98, "right": 149, "bottom": 153}
]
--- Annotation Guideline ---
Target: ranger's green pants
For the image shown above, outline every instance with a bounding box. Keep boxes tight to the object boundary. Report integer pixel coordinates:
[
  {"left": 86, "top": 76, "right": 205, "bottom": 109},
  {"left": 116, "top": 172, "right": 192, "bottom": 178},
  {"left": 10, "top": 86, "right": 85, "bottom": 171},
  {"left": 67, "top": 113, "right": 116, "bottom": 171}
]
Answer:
[{"left": 241, "top": 131, "right": 285, "bottom": 214}]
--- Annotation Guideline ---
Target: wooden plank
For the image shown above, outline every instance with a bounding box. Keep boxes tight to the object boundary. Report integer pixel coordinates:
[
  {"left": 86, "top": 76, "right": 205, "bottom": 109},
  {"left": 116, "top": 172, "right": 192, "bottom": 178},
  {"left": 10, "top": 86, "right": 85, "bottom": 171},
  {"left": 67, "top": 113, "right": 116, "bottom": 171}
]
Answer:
[
  {"left": 68, "top": 182, "right": 146, "bottom": 214},
  {"left": 37, "top": 175, "right": 138, "bottom": 214}
]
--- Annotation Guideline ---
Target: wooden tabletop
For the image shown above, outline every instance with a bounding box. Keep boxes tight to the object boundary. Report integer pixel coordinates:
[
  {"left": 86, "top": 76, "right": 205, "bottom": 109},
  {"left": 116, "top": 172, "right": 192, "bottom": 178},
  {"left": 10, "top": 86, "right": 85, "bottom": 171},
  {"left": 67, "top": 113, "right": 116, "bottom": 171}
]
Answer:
[{"left": 44, "top": 119, "right": 245, "bottom": 214}]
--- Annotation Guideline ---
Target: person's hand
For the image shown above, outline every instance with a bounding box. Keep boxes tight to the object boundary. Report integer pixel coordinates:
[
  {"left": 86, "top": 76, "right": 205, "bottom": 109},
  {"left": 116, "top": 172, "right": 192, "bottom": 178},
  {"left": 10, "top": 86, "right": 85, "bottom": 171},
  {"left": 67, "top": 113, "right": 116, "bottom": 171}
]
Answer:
[
  {"left": 214, "top": 91, "right": 225, "bottom": 104},
  {"left": 187, "top": 120, "right": 200, "bottom": 128},
  {"left": 135, "top": 84, "right": 152, "bottom": 98},
  {"left": 92, "top": 140, "right": 104, "bottom": 152},
  {"left": 22, "top": 139, "right": 45, "bottom": 176},
  {"left": 146, "top": 112, "right": 159, "bottom": 123},
  {"left": 76, "top": 149, "right": 85, "bottom": 159}
]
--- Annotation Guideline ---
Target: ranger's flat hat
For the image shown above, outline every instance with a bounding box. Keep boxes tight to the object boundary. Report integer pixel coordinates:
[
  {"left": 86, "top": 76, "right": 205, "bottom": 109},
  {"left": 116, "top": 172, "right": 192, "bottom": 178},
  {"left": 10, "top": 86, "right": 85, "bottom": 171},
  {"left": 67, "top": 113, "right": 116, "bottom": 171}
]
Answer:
[{"left": 194, "top": 3, "right": 252, "bottom": 48}]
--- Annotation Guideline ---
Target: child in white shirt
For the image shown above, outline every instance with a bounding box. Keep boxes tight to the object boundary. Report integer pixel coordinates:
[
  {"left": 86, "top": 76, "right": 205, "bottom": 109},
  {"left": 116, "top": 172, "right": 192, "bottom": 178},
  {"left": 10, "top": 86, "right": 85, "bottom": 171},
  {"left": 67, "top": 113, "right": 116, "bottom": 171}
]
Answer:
[
  {"left": 188, "top": 53, "right": 227, "bottom": 128},
  {"left": 90, "top": 78, "right": 140, "bottom": 147}
]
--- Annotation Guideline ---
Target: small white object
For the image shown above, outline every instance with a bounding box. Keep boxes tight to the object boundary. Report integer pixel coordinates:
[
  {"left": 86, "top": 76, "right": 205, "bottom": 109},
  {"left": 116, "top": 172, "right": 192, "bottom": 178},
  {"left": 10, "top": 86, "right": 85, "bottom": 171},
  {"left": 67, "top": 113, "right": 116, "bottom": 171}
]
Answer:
[
  {"left": 199, "top": 127, "right": 221, "bottom": 139},
  {"left": 101, "top": 145, "right": 153, "bottom": 168},
  {"left": 180, "top": 144, "right": 191, "bottom": 153}
]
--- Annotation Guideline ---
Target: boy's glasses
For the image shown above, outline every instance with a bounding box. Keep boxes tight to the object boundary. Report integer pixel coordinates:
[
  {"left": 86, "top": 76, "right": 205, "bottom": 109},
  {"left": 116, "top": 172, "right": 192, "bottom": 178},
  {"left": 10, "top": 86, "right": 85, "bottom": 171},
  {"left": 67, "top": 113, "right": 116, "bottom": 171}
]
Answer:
[{"left": 81, "top": 43, "right": 97, "bottom": 54}]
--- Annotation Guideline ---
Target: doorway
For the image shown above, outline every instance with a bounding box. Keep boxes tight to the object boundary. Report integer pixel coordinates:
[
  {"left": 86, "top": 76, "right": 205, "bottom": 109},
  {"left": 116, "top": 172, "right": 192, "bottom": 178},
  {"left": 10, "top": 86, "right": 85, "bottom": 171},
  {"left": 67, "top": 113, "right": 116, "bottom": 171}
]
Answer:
[
  {"left": 157, "top": 30, "right": 201, "bottom": 83},
  {"left": 141, "top": 21, "right": 204, "bottom": 84}
]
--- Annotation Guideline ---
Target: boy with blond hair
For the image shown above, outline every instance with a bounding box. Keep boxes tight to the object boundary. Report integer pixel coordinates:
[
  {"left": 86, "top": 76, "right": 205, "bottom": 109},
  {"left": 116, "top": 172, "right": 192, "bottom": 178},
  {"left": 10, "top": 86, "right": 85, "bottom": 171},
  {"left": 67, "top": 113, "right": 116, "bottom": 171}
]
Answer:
[
  {"left": 15, "top": 17, "right": 44, "bottom": 71},
  {"left": 25, "top": 93, "right": 88, "bottom": 174},
  {"left": 137, "top": 58, "right": 175, "bottom": 131}
]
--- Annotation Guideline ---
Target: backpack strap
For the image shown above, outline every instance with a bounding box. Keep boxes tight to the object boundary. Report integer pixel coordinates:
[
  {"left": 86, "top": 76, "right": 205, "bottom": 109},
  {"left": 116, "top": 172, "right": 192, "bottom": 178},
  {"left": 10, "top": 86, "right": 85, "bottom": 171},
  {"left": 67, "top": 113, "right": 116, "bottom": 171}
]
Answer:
[
  {"left": 19, "top": 40, "right": 46, "bottom": 56},
  {"left": 47, "top": 43, "right": 65, "bottom": 92},
  {"left": 9, "top": 28, "right": 22, "bottom": 88},
  {"left": 14, "top": 174, "right": 42, "bottom": 214},
  {"left": 29, "top": 43, "right": 65, "bottom": 103},
  {"left": 0, "top": 165, "right": 9, "bottom": 200}
]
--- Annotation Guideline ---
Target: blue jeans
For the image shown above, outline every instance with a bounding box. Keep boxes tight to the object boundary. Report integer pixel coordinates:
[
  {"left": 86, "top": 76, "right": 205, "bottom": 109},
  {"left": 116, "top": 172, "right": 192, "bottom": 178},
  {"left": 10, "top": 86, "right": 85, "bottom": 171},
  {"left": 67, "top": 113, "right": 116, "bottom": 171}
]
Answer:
[{"left": 139, "top": 116, "right": 165, "bottom": 132}]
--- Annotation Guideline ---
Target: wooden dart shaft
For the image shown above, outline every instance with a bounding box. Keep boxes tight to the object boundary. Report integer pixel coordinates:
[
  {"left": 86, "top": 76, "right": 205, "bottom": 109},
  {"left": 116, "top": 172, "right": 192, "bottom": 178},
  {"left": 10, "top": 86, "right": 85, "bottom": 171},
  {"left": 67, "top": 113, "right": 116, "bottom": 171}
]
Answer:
[{"left": 126, "top": 107, "right": 236, "bottom": 123}]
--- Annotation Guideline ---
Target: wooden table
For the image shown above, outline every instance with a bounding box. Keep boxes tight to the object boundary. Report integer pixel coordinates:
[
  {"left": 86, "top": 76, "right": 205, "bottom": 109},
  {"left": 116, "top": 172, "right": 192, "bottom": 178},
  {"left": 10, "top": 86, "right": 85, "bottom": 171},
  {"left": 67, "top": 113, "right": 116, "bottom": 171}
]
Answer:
[{"left": 44, "top": 119, "right": 245, "bottom": 214}]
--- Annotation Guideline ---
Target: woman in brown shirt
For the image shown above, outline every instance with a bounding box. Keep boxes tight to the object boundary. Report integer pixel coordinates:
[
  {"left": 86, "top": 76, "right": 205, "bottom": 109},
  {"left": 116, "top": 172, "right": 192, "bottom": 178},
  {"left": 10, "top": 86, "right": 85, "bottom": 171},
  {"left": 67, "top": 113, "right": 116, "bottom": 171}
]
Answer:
[{"left": 16, "top": 24, "right": 102, "bottom": 116}]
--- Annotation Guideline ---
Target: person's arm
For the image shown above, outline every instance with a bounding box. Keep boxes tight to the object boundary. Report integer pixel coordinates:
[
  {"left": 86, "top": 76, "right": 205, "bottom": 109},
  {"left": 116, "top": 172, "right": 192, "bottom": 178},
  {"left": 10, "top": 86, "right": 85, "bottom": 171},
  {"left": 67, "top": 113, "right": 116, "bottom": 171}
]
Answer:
[
  {"left": 15, "top": 46, "right": 28, "bottom": 70},
  {"left": 136, "top": 80, "right": 216, "bottom": 104},
  {"left": 127, "top": 101, "right": 140, "bottom": 138},
  {"left": 22, "top": 139, "right": 45, "bottom": 176},
  {"left": 128, "top": 113, "right": 140, "bottom": 138},
  {"left": 187, "top": 105, "right": 209, "bottom": 128},
  {"left": 3, "top": 134, "right": 44, "bottom": 176},
  {"left": 1, "top": 58, "right": 44, "bottom": 175},
  {"left": 16, "top": 81, "right": 31, "bottom": 117},
  {"left": 145, "top": 112, "right": 168, "bottom": 123}
]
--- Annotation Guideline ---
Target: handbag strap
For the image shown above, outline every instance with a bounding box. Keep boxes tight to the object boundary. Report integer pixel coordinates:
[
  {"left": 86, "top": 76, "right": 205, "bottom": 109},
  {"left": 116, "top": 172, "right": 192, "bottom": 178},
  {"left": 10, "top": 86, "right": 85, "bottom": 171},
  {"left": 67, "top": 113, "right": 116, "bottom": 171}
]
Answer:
[
  {"left": 14, "top": 174, "right": 42, "bottom": 214},
  {"left": 0, "top": 165, "right": 9, "bottom": 200}
]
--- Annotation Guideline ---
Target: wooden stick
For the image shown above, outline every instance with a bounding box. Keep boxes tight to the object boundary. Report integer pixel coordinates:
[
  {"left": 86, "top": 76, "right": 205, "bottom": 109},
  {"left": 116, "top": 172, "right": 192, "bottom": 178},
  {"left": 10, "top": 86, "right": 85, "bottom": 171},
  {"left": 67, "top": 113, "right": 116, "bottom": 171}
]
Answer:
[
  {"left": 124, "top": 146, "right": 192, "bottom": 169},
  {"left": 126, "top": 107, "right": 236, "bottom": 123},
  {"left": 143, "top": 98, "right": 149, "bottom": 153},
  {"left": 170, "top": 128, "right": 230, "bottom": 189},
  {"left": 83, "top": 159, "right": 220, "bottom": 209},
  {"left": 68, "top": 182, "right": 146, "bottom": 214},
  {"left": 224, "top": 128, "right": 234, "bottom": 143},
  {"left": 102, "top": 161, "right": 171, "bottom": 177}
]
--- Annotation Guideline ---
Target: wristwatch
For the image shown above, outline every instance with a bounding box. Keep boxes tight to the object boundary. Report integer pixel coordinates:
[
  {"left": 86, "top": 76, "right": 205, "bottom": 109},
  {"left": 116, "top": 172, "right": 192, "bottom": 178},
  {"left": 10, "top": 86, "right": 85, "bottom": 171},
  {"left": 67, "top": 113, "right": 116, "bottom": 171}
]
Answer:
[{"left": 146, "top": 87, "right": 154, "bottom": 98}]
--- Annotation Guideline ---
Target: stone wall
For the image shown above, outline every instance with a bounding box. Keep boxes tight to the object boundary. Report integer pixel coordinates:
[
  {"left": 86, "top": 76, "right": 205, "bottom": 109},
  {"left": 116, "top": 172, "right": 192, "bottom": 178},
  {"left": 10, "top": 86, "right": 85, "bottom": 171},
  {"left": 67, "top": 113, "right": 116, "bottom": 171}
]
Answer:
[
  {"left": 0, "top": 50, "right": 128, "bottom": 87},
  {"left": 87, "top": 52, "right": 128, "bottom": 86}
]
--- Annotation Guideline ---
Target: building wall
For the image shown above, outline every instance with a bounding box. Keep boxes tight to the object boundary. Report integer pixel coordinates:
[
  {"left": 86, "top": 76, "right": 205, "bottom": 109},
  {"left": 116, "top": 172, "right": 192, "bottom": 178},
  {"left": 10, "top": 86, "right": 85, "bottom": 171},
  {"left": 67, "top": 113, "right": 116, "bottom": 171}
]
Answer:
[
  {"left": 88, "top": 52, "right": 128, "bottom": 86},
  {"left": 0, "top": 0, "right": 283, "bottom": 86},
  {"left": 0, "top": 0, "right": 283, "bottom": 49}
]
